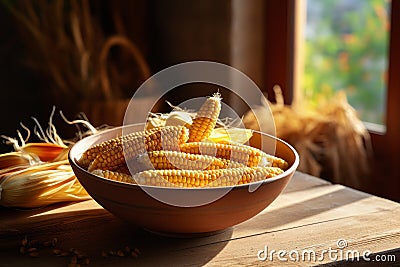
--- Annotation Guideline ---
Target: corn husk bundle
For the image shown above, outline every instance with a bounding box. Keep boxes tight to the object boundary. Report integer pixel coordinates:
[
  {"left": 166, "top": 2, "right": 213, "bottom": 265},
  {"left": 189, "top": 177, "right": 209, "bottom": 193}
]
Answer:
[
  {"left": 243, "top": 88, "right": 371, "bottom": 188},
  {"left": 0, "top": 110, "right": 93, "bottom": 208}
]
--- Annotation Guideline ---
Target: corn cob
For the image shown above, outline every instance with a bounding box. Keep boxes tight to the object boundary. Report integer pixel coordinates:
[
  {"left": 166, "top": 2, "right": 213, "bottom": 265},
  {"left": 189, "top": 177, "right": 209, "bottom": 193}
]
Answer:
[
  {"left": 132, "top": 167, "right": 284, "bottom": 187},
  {"left": 77, "top": 127, "right": 162, "bottom": 168},
  {"left": 188, "top": 93, "right": 221, "bottom": 142},
  {"left": 180, "top": 142, "right": 263, "bottom": 167},
  {"left": 180, "top": 142, "right": 288, "bottom": 169},
  {"left": 91, "top": 169, "right": 135, "bottom": 184},
  {"left": 113, "top": 164, "right": 131, "bottom": 175},
  {"left": 87, "top": 126, "right": 189, "bottom": 172},
  {"left": 264, "top": 154, "right": 289, "bottom": 170},
  {"left": 135, "top": 150, "right": 244, "bottom": 171}
]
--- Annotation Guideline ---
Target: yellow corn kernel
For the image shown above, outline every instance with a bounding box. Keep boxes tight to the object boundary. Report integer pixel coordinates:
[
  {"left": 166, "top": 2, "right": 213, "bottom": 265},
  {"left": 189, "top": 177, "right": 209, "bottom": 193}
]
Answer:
[
  {"left": 132, "top": 167, "right": 284, "bottom": 187},
  {"left": 135, "top": 150, "right": 244, "bottom": 171},
  {"left": 87, "top": 126, "right": 189, "bottom": 172},
  {"left": 263, "top": 154, "right": 289, "bottom": 170},
  {"left": 113, "top": 164, "right": 131, "bottom": 175},
  {"left": 91, "top": 169, "right": 135, "bottom": 184},
  {"left": 77, "top": 127, "right": 162, "bottom": 168},
  {"left": 188, "top": 93, "right": 221, "bottom": 142},
  {"left": 180, "top": 142, "right": 288, "bottom": 169},
  {"left": 180, "top": 142, "right": 262, "bottom": 167}
]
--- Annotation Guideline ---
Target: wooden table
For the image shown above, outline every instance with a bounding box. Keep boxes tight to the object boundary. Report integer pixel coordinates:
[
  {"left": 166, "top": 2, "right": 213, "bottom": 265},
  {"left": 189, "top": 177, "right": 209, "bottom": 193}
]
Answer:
[{"left": 1, "top": 172, "right": 399, "bottom": 266}]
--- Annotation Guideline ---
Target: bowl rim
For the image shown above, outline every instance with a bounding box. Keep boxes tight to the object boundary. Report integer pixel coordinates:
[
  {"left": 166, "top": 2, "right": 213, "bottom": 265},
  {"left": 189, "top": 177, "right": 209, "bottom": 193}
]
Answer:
[{"left": 69, "top": 124, "right": 299, "bottom": 191}]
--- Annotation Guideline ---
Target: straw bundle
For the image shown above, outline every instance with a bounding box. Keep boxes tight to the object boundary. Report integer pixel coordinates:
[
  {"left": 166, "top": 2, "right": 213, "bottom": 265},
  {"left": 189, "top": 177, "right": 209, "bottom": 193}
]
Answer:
[{"left": 243, "top": 88, "right": 371, "bottom": 188}]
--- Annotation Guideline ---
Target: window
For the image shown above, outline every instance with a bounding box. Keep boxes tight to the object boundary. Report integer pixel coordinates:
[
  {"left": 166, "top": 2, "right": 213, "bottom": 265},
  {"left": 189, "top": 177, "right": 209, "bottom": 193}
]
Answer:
[
  {"left": 262, "top": 0, "right": 400, "bottom": 200},
  {"left": 301, "top": 0, "right": 400, "bottom": 200},
  {"left": 304, "top": 0, "right": 391, "bottom": 128}
]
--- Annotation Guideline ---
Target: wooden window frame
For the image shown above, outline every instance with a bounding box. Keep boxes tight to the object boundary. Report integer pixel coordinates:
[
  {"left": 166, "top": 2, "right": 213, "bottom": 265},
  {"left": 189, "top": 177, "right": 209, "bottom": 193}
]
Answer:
[
  {"left": 374, "top": 0, "right": 400, "bottom": 200},
  {"left": 264, "top": 0, "right": 400, "bottom": 201}
]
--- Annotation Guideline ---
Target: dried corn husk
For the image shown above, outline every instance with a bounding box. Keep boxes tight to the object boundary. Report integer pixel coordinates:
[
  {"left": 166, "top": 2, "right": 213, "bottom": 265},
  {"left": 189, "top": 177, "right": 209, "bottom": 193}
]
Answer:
[
  {"left": 243, "top": 89, "right": 371, "bottom": 188},
  {"left": 0, "top": 109, "right": 93, "bottom": 208},
  {"left": 0, "top": 152, "right": 39, "bottom": 176},
  {"left": 21, "top": 143, "right": 66, "bottom": 162},
  {"left": 165, "top": 111, "right": 193, "bottom": 127},
  {"left": 0, "top": 160, "right": 89, "bottom": 208},
  {"left": 207, "top": 128, "right": 253, "bottom": 144},
  {"left": 0, "top": 151, "right": 38, "bottom": 170}
]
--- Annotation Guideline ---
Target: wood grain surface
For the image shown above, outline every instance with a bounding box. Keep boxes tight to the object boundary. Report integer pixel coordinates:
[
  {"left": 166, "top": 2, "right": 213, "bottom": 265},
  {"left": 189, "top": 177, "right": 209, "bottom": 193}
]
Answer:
[{"left": 1, "top": 172, "right": 399, "bottom": 266}]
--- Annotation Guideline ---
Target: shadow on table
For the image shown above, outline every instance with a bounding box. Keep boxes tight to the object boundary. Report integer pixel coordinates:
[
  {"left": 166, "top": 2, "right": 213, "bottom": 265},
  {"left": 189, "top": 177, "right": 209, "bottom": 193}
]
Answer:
[
  {"left": 1, "top": 204, "right": 232, "bottom": 267},
  {"left": 134, "top": 227, "right": 233, "bottom": 266},
  {"left": 282, "top": 172, "right": 332, "bottom": 194},
  {"left": 238, "top": 187, "right": 372, "bottom": 234}
]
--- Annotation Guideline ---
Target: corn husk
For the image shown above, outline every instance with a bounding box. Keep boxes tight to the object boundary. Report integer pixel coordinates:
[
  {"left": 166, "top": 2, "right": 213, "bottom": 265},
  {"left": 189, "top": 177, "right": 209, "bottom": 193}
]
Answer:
[
  {"left": 0, "top": 152, "right": 39, "bottom": 176},
  {"left": 0, "top": 109, "right": 93, "bottom": 208},
  {"left": 207, "top": 128, "right": 253, "bottom": 144},
  {"left": 243, "top": 89, "right": 371, "bottom": 188},
  {"left": 0, "top": 152, "right": 38, "bottom": 169},
  {"left": 0, "top": 160, "right": 89, "bottom": 208},
  {"left": 165, "top": 111, "right": 193, "bottom": 127},
  {"left": 21, "top": 143, "right": 66, "bottom": 162}
]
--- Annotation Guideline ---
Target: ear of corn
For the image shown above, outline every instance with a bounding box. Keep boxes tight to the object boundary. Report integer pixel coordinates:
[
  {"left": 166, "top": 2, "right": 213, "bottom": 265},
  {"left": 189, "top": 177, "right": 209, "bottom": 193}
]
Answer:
[
  {"left": 87, "top": 126, "right": 189, "bottom": 172},
  {"left": 263, "top": 154, "right": 289, "bottom": 170},
  {"left": 188, "top": 93, "right": 221, "bottom": 142},
  {"left": 180, "top": 142, "right": 288, "bottom": 169},
  {"left": 113, "top": 164, "right": 131, "bottom": 175},
  {"left": 132, "top": 167, "right": 283, "bottom": 187},
  {"left": 91, "top": 169, "right": 135, "bottom": 184},
  {"left": 77, "top": 127, "right": 162, "bottom": 168},
  {"left": 180, "top": 142, "right": 263, "bottom": 167},
  {"left": 135, "top": 150, "right": 244, "bottom": 171}
]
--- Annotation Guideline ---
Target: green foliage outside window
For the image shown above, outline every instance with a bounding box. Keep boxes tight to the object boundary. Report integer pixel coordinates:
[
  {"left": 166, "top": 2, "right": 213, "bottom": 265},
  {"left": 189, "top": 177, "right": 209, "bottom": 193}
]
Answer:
[{"left": 304, "top": 0, "right": 390, "bottom": 124}]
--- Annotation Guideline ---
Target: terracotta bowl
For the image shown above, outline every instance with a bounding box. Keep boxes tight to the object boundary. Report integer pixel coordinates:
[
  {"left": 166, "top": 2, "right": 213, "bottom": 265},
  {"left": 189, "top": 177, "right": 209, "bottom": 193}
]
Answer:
[{"left": 69, "top": 124, "right": 299, "bottom": 235}]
